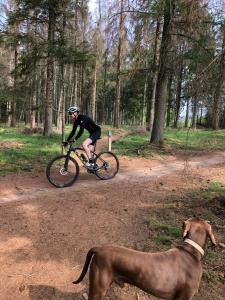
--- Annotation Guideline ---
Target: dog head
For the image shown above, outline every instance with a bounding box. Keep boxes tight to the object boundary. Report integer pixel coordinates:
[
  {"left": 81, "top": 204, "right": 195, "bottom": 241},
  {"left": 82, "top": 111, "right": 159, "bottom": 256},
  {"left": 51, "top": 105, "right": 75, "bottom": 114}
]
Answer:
[{"left": 183, "top": 217, "right": 216, "bottom": 247}]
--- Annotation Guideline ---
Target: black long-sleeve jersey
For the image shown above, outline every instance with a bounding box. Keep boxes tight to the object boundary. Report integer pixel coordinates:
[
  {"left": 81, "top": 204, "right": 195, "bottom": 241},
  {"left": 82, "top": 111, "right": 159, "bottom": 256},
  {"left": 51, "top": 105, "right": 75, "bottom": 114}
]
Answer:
[{"left": 66, "top": 114, "right": 101, "bottom": 141}]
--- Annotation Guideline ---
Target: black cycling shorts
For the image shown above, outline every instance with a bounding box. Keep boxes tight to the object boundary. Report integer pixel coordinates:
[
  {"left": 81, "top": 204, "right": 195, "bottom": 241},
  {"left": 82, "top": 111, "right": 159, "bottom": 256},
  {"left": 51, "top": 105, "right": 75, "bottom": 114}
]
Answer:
[{"left": 89, "top": 129, "right": 101, "bottom": 145}]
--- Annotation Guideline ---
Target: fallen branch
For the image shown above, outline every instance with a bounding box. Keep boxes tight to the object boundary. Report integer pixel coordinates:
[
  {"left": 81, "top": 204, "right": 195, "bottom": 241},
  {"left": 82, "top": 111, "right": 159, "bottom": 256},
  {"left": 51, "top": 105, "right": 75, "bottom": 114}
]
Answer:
[{"left": 7, "top": 272, "right": 33, "bottom": 277}]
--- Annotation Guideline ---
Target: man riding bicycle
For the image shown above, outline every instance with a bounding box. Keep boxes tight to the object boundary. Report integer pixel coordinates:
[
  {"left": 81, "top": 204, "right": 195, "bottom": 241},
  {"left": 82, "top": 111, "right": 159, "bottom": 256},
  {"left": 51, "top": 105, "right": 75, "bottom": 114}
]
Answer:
[{"left": 63, "top": 105, "right": 101, "bottom": 169}]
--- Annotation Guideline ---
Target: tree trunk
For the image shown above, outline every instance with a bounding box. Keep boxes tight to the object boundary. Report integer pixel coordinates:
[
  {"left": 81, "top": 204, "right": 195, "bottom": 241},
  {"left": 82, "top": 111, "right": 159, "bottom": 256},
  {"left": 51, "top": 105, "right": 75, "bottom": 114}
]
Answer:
[
  {"left": 72, "top": 1, "right": 78, "bottom": 106},
  {"left": 57, "top": 13, "right": 66, "bottom": 134},
  {"left": 212, "top": 27, "right": 225, "bottom": 130},
  {"left": 91, "top": 24, "right": 100, "bottom": 120},
  {"left": 142, "top": 74, "right": 148, "bottom": 126},
  {"left": 11, "top": 45, "right": 18, "bottom": 127},
  {"left": 174, "top": 62, "right": 183, "bottom": 128},
  {"left": 56, "top": 64, "right": 64, "bottom": 131},
  {"left": 30, "top": 73, "right": 37, "bottom": 128},
  {"left": 91, "top": 60, "right": 97, "bottom": 120},
  {"left": 199, "top": 102, "right": 203, "bottom": 125},
  {"left": 147, "top": 20, "right": 161, "bottom": 134},
  {"left": 184, "top": 98, "right": 190, "bottom": 127},
  {"left": 56, "top": 64, "right": 66, "bottom": 146},
  {"left": 192, "top": 99, "right": 197, "bottom": 129},
  {"left": 73, "top": 66, "right": 78, "bottom": 105},
  {"left": 114, "top": 0, "right": 125, "bottom": 128},
  {"left": 43, "top": 5, "right": 55, "bottom": 137},
  {"left": 151, "top": 0, "right": 174, "bottom": 145},
  {"left": 166, "top": 72, "right": 173, "bottom": 127},
  {"left": 29, "top": 12, "right": 38, "bottom": 129},
  {"left": 39, "top": 62, "right": 46, "bottom": 126}
]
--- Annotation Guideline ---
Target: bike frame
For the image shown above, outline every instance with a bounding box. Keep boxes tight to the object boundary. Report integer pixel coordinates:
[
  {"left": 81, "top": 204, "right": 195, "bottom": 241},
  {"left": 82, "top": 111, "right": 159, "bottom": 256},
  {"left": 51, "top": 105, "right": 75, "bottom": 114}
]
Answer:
[{"left": 63, "top": 142, "right": 103, "bottom": 172}]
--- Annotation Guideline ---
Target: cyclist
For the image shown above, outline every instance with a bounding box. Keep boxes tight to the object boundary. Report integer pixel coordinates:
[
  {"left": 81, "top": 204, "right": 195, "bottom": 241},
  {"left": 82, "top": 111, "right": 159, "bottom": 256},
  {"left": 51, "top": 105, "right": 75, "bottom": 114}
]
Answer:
[{"left": 63, "top": 105, "right": 101, "bottom": 169}]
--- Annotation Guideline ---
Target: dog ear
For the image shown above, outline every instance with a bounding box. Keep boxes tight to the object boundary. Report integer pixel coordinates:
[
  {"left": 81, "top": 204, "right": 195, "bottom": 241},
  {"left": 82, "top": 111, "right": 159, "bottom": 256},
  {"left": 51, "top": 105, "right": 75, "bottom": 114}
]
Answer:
[
  {"left": 183, "top": 220, "right": 191, "bottom": 238},
  {"left": 207, "top": 225, "right": 216, "bottom": 246}
]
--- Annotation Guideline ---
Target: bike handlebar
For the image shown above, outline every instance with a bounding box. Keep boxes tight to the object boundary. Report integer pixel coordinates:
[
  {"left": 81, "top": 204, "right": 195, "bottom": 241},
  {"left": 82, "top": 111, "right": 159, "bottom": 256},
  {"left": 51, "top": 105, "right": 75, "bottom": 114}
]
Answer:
[{"left": 62, "top": 140, "right": 75, "bottom": 147}]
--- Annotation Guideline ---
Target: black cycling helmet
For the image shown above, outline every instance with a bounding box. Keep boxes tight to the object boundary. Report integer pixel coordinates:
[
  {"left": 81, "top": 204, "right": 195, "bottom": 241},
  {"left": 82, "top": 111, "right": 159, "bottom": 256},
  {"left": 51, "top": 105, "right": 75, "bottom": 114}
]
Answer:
[{"left": 68, "top": 105, "right": 79, "bottom": 114}]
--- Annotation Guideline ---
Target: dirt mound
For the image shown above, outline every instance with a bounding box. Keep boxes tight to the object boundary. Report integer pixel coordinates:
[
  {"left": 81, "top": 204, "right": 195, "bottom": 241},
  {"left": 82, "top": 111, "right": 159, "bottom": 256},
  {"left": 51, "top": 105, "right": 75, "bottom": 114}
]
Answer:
[
  {"left": 0, "top": 141, "right": 24, "bottom": 149},
  {"left": 22, "top": 127, "right": 43, "bottom": 134}
]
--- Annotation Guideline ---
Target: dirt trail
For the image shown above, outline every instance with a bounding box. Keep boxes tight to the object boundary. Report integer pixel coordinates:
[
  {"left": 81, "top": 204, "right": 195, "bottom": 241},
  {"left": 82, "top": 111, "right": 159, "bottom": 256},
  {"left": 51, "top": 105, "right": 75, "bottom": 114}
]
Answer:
[
  {"left": 0, "top": 139, "right": 225, "bottom": 299},
  {"left": 1, "top": 150, "right": 225, "bottom": 204}
]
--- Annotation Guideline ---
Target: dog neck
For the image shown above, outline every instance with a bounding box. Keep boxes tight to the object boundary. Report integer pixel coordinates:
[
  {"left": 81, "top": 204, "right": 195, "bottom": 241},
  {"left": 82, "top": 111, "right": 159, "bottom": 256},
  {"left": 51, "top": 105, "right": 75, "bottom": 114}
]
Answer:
[{"left": 184, "top": 238, "right": 205, "bottom": 257}]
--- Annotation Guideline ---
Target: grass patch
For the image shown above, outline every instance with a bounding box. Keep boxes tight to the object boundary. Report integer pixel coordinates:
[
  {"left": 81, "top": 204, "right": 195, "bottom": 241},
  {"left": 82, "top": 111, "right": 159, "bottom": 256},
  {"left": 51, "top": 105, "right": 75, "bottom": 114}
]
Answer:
[
  {"left": 205, "top": 248, "right": 220, "bottom": 260},
  {"left": 155, "top": 234, "right": 172, "bottom": 245},
  {"left": 191, "top": 181, "right": 225, "bottom": 200},
  {"left": 165, "top": 128, "right": 225, "bottom": 150},
  {"left": 144, "top": 216, "right": 182, "bottom": 246}
]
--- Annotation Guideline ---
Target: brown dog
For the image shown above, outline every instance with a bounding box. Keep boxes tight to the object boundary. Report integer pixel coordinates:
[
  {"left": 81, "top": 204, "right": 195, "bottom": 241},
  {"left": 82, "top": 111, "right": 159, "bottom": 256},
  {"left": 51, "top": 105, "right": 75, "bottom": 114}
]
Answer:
[{"left": 73, "top": 218, "right": 216, "bottom": 300}]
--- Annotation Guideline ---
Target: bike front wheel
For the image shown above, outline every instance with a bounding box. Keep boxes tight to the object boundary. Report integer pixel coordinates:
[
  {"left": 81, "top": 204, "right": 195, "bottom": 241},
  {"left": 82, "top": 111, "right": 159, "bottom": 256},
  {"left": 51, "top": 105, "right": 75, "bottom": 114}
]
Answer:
[
  {"left": 94, "top": 151, "right": 119, "bottom": 180},
  {"left": 46, "top": 155, "right": 79, "bottom": 188}
]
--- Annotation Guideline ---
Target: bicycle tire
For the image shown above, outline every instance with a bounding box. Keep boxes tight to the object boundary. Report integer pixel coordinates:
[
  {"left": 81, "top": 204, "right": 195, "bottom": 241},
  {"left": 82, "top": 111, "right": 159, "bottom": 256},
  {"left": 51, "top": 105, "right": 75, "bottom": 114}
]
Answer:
[
  {"left": 46, "top": 155, "right": 79, "bottom": 188},
  {"left": 94, "top": 151, "right": 119, "bottom": 180}
]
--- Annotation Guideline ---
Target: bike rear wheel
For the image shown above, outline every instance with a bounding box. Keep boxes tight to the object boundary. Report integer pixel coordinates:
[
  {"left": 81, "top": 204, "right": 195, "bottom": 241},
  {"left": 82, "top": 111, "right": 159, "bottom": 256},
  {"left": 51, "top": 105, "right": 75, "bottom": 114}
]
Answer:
[
  {"left": 94, "top": 151, "right": 119, "bottom": 180},
  {"left": 46, "top": 155, "right": 79, "bottom": 188}
]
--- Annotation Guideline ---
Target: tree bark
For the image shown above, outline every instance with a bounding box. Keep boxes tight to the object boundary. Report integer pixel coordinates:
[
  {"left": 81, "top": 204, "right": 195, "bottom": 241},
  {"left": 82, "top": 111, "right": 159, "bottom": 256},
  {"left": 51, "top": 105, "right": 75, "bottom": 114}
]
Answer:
[
  {"left": 192, "top": 98, "right": 197, "bottom": 129},
  {"left": 151, "top": 0, "right": 174, "bottom": 145},
  {"left": 147, "top": 20, "right": 161, "bottom": 134},
  {"left": 57, "top": 13, "right": 66, "bottom": 135},
  {"left": 30, "top": 70, "right": 37, "bottom": 128},
  {"left": 212, "top": 27, "right": 225, "bottom": 130},
  {"left": 43, "top": 4, "right": 55, "bottom": 136},
  {"left": 91, "top": 60, "right": 97, "bottom": 120},
  {"left": 184, "top": 98, "right": 190, "bottom": 127},
  {"left": 101, "top": 47, "right": 108, "bottom": 124},
  {"left": 166, "top": 72, "right": 173, "bottom": 127},
  {"left": 142, "top": 74, "right": 148, "bottom": 126},
  {"left": 114, "top": 0, "right": 125, "bottom": 128},
  {"left": 11, "top": 45, "right": 18, "bottom": 127},
  {"left": 72, "top": 1, "right": 78, "bottom": 106},
  {"left": 174, "top": 62, "right": 183, "bottom": 128}
]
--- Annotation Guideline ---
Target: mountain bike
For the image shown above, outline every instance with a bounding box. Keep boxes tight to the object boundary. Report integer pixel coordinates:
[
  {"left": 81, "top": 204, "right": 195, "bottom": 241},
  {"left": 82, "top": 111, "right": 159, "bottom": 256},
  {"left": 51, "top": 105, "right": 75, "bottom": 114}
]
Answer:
[{"left": 46, "top": 139, "right": 119, "bottom": 188}]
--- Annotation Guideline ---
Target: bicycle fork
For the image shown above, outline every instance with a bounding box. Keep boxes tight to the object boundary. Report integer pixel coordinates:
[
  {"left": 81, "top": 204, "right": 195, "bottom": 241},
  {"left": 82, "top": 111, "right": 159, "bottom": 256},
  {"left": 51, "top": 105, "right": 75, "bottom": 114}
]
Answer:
[{"left": 63, "top": 151, "right": 72, "bottom": 172}]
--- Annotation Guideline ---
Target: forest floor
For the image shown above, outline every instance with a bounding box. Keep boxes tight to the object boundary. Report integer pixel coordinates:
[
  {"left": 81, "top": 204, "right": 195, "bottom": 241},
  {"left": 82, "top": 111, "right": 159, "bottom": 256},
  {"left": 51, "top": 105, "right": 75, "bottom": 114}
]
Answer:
[{"left": 0, "top": 134, "right": 225, "bottom": 300}]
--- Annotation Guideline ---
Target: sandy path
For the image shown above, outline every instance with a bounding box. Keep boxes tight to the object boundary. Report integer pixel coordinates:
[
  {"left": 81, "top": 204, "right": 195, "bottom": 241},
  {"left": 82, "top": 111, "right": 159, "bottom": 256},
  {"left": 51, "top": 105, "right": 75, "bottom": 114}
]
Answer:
[
  {"left": 1, "top": 151, "right": 225, "bottom": 204},
  {"left": 0, "top": 149, "right": 225, "bottom": 299}
]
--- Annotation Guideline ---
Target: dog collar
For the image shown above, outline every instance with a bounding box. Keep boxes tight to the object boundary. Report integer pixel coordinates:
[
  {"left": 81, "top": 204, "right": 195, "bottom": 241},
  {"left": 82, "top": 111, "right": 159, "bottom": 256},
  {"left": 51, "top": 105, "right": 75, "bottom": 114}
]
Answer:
[{"left": 184, "top": 239, "right": 205, "bottom": 257}]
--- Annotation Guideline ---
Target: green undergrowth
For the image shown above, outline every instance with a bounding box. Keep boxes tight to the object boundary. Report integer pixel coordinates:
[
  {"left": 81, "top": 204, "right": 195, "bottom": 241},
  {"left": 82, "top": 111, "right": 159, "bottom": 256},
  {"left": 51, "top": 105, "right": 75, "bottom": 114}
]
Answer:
[
  {"left": 144, "top": 216, "right": 182, "bottom": 246},
  {"left": 2, "top": 125, "right": 225, "bottom": 175},
  {"left": 113, "top": 128, "right": 225, "bottom": 157},
  {"left": 191, "top": 181, "right": 225, "bottom": 200}
]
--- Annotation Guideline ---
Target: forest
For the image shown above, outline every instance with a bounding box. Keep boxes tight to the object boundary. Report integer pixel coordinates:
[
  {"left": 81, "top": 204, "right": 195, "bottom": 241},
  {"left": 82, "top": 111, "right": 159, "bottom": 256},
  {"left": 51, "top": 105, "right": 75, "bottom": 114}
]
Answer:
[
  {"left": 0, "top": 0, "right": 225, "bottom": 144},
  {"left": 1, "top": 2, "right": 225, "bottom": 299}
]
